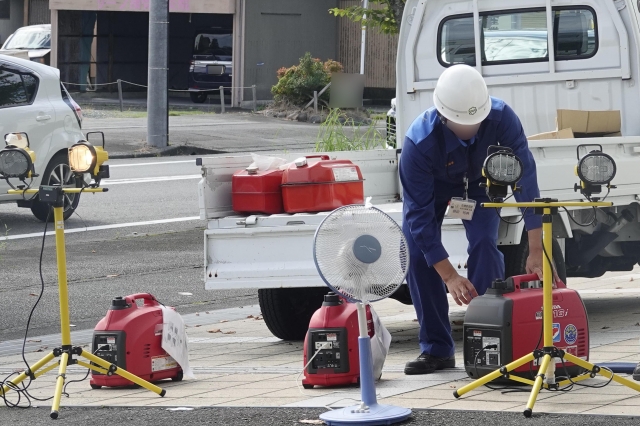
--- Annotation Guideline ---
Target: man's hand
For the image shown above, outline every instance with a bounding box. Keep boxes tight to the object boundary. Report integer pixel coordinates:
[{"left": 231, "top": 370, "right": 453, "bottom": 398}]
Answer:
[
  {"left": 526, "top": 247, "right": 544, "bottom": 280},
  {"left": 434, "top": 258, "right": 479, "bottom": 305},
  {"left": 444, "top": 275, "right": 479, "bottom": 306},
  {"left": 526, "top": 228, "right": 560, "bottom": 282}
]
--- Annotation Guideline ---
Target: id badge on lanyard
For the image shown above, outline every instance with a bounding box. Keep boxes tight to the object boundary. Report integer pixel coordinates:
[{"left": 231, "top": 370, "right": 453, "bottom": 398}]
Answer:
[{"left": 446, "top": 173, "right": 476, "bottom": 220}]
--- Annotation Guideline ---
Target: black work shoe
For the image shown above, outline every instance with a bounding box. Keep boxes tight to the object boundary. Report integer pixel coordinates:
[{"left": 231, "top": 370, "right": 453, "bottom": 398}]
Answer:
[
  {"left": 404, "top": 352, "right": 456, "bottom": 375},
  {"left": 633, "top": 362, "right": 640, "bottom": 381}
]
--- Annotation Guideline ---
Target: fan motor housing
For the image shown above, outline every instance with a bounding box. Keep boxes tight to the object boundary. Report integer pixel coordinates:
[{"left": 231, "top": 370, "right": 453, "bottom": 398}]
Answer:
[
  {"left": 303, "top": 294, "right": 373, "bottom": 388},
  {"left": 463, "top": 275, "right": 589, "bottom": 382}
]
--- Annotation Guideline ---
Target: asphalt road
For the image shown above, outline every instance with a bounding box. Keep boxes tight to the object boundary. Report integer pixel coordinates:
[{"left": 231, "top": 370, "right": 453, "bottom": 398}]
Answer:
[
  {"left": 0, "top": 156, "right": 257, "bottom": 342},
  {"left": 82, "top": 112, "right": 324, "bottom": 157},
  {"left": 0, "top": 406, "right": 635, "bottom": 425}
]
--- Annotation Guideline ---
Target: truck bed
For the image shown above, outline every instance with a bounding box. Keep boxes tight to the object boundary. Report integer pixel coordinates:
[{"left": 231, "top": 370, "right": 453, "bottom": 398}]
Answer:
[{"left": 198, "top": 136, "right": 640, "bottom": 290}]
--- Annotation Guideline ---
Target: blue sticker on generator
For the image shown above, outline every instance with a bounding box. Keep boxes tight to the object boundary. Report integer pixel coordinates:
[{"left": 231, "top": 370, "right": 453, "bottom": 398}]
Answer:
[
  {"left": 564, "top": 324, "right": 578, "bottom": 345},
  {"left": 553, "top": 323, "right": 561, "bottom": 343}
]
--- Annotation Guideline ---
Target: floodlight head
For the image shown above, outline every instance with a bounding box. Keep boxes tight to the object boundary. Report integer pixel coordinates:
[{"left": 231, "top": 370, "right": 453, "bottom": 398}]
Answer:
[
  {"left": 574, "top": 144, "right": 616, "bottom": 199},
  {"left": 481, "top": 146, "right": 523, "bottom": 201},
  {"left": 69, "top": 132, "right": 109, "bottom": 185},
  {"left": 0, "top": 133, "right": 37, "bottom": 180}
]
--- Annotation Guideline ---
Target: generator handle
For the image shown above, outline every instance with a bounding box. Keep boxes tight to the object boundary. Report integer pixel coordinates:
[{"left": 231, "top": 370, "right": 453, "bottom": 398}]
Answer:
[
  {"left": 511, "top": 274, "right": 566, "bottom": 289},
  {"left": 125, "top": 293, "right": 159, "bottom": 306}
]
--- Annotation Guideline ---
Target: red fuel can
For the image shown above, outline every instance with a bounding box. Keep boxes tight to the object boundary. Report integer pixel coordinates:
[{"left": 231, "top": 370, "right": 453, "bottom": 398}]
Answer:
[
  {"left": 281, "top": 155, "right": 364, "bottom": 213},
  {"left": 232, "top": 166, "right": 284, "bottom": 214},
  {"left": 90, "top": 294, "right": 183, "bottom": 388}
]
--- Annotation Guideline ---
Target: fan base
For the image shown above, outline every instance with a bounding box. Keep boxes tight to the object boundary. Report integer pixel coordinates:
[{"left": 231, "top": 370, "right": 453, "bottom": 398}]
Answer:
[{"left": 319, "top": 403, "right": 411, "bottom": 425}]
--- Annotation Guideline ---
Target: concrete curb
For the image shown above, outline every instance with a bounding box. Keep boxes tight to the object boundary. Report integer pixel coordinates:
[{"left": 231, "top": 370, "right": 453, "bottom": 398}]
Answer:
[{"left": 109, "top": 145, "right": 224, "bottom": 159}]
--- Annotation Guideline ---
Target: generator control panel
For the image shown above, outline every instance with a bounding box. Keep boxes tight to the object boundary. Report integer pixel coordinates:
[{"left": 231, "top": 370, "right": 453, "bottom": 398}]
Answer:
[
  {"left": 465, "top": 328, "right": 503, "bottom": 368},
  {"left": 307, "top": 328, "right": 349, "bottom": 374},
  {"left": 92, "top": 331, "right": 127, "bottom": 373}
]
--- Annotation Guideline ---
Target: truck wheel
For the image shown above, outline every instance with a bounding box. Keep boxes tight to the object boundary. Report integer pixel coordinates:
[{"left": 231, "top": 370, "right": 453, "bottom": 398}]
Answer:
[
  {"left": 500, "top": 232, "right": 567, "bottom": 284},
  {"left": 30, "top": 154, "right": 81, "bottom": 222},
  {"left": 258, "top": 288, "right": 327, "bottom": 341},
  {"left": 190, "top": 92, "right": 208, "bottom": 103}
]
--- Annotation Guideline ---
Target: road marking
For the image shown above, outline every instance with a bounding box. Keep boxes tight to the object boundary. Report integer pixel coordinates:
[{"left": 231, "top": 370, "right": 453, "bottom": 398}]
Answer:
[
  {"left": 0, "top": 216, "right": 201, "bottom": 241},
  {"left": 110, "top": 160, "right": 197, "bottom": 168},
  {"left": 103, "top": 175, "right": 201, "bottom": 185}
]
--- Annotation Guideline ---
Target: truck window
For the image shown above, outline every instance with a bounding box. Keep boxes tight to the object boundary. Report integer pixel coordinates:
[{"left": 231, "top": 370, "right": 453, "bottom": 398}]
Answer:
[{"left": 438, "top": 7, "right": 597, "bottom": 66}]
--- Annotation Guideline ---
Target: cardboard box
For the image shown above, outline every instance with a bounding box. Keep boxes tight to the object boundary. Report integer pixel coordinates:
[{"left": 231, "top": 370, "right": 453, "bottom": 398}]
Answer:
[
  {"left": 556, "top": 109, "right": 621, "bottom": 137},
  {"left": 528, "top": 128, "right": 575, "bottom": 141}
]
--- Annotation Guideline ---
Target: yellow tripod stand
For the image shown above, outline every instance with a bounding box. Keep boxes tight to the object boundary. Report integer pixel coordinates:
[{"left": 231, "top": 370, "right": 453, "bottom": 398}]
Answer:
[
  {"left": 0, "top": 186, "right": 165, "bottom": 419},
  {"left": 454, "top": 198, "right": 640, "bottom": 417}
]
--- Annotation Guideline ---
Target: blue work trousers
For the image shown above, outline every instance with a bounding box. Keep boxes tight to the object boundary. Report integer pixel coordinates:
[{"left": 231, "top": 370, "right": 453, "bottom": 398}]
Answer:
[{"left": 403, "top": 179, "right": 504, "bottom": 357}]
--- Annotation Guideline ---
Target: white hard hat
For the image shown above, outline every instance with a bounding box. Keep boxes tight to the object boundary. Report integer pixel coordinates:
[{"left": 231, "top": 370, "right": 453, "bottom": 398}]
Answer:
[{"left": 433, "top": 65, "right": 491, "bottom": 126}]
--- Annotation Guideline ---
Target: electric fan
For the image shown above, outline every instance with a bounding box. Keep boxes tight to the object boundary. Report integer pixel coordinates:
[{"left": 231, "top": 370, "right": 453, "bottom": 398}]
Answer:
[{"left": 313, "top": 204, "right": 412, "bottom": 426}]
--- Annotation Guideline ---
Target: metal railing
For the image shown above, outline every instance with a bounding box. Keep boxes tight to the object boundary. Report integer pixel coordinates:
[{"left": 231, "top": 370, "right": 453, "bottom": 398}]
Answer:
[{"left": 61, "top": 80, "right": 258, "bottom": 113}]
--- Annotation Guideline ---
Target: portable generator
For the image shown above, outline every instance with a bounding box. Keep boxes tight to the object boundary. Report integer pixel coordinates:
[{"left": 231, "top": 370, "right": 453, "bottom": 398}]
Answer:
[
  {"left": 463, "top": 274, "right": 589, "bottom": 381},
  {"left": 302, "top": 293, "right": 373, "bottom": 389},
  {"left": 90, "top": 293, "right": 183, "bottom": 388}
]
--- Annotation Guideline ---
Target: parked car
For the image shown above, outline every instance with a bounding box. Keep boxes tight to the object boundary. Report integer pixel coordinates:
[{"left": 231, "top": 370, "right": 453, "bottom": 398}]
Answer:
[
  {"left": 188, "top": 29, "right": 233, "bottom": 103},
  {"left": 0, "top": 24, "right": 51, "bottom": 65},
  {"left": 0, "top": 54, "right": 85, "bottom": 221}
]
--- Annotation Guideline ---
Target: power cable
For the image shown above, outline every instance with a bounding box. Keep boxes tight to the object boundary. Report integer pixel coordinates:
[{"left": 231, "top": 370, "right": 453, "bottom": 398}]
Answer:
[{"left": 1, "top": 208, "right": 50, "bottom": 408}]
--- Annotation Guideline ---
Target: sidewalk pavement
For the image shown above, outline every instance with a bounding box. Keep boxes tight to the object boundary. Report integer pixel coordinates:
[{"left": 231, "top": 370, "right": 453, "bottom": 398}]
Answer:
[{"left": 1, "top": 267, "right": 640, "bottom": 417}]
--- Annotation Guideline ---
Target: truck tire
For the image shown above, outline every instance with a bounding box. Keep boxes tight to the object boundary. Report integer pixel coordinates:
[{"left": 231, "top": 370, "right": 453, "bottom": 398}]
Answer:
[
  {"left": 30, "top": 154, "right": 82, "bottom": 222},
  {"left": 258, "top": 288, "right": 327, "bottom": 341},
  {"left": 500, "top": 231, "right": 567, "bottom": 284}
]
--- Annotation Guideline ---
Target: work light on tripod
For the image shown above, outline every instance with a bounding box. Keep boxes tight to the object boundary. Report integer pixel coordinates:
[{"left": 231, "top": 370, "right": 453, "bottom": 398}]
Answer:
[
  {"left": 481, "top": 146, "right": 523, "bottom": 202},
  {"left": 574, "top": 144, "right": 617, "bottom": 200},
  {"left": 0, "top": 133, "right": 37, "bottom": 181},
  {"left": 69, "top": 131, "right": 109, "bottom": 186}
]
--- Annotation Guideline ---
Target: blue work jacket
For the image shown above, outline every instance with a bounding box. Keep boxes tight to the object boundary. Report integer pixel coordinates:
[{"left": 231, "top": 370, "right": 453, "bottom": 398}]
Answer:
[{"left": 400, "top": 97, "right": 542, "bottom": 267}]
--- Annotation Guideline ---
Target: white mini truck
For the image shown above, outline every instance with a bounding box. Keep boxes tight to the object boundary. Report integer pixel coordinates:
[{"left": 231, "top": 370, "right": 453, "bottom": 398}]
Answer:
[{"left": 197, "top": 0, "right": 640, "bottom": 340}]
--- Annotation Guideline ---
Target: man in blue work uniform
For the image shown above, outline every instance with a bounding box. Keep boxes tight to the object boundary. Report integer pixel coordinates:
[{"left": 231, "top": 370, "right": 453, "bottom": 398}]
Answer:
[{"left": 400, "top": 64, "right": 545, "bottom": 375}]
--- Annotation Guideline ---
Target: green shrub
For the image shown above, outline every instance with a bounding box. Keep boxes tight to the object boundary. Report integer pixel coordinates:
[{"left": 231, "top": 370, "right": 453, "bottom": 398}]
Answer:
[
  {"left": 271, "top": 53, "right": 343, "bottom": 106},
  {"left": 315, "top": 109, "right": 386, "bottom": 152}
]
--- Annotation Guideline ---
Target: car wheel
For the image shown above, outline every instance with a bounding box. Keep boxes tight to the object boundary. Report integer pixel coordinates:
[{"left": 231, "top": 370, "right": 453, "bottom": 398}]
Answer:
[
  {"left": 30, "top": 154, "right": 82, "bottom": 222},
  {"left": 190, "top": 92, "right": 208, "bottom": 103}
]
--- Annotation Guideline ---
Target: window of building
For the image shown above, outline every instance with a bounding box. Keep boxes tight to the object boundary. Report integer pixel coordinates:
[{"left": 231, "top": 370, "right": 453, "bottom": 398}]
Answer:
[{"left": 438, "top": 7, "right": 597, "bottom": 66}]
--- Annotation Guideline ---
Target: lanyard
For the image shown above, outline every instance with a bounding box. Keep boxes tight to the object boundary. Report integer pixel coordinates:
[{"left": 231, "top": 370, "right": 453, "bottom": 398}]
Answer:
[{"left": 446, "top": 146, "right": 473, "bottom": 200}]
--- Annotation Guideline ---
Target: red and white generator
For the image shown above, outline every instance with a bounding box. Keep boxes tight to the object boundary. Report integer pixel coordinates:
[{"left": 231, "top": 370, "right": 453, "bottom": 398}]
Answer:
[
  {"left": 463, "top": 274, "right": 589, "bottom": 381},
  {"left": 90, "top": 293, "right": 183, "bottom": 388},
  {"left": 302, "top": 293, "right": 373, "bottom": 389}
]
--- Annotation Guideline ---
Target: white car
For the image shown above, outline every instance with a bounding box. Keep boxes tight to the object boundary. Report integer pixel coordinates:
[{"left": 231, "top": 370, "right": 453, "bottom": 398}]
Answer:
[
  {"left": 0, "top": 54, "right": 85, "bottom": 221},
  {"left": 0, "top": 24, "right": 51, "bottom": 65}
]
